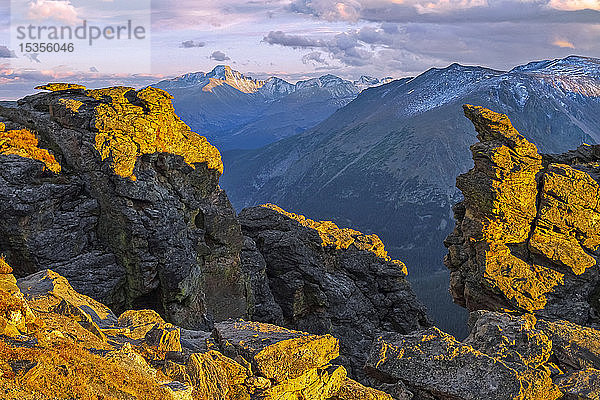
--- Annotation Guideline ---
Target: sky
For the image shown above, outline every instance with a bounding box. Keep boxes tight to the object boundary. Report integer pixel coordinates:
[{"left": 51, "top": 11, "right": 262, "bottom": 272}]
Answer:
[{"left": 1, "top": 0, "right": 600, "bottom": 99}]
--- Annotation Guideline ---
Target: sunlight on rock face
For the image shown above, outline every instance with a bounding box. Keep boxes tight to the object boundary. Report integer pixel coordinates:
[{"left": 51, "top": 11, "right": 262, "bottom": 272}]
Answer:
[
  {"left": 0, "top": 126, "right": 61, "bottom": 174},
  {"left": 32, "top": 83, "right": 224, "bottom": 180},
  {"left": 446, "top": 105, "right": 600, "bottom": 321},
  {"left": 85, "top": 86, "right": 223, "bottom": 180},
  {"left": 260, "top": 203, "right": 407, "bottom": 273}
]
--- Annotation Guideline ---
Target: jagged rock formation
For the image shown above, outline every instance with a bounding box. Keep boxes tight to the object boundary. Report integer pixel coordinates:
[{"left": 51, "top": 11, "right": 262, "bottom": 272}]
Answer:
[
  {"left": 365, "top": 106, "right": 600, "bottom": 399},
  {"left": 239, "top": 204, "right": 430, "bottom": 380},
  {"left": 0, "top": 84, "right": 245, "bottom": 330},
  {"left": 0, "top": 84, "right": 431, "bottom": 394},
  {"left": 1, "top": 262, "right": 391, "bottom": 400},
  {"left": 445, "top": 105, "right": 600, "bottom": 324}
]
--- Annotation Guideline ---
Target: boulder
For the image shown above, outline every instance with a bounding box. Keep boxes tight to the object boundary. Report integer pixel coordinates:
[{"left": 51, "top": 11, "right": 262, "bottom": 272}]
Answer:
[
  {"left": 213, "top": 319, "right": 339, "bottom": 382},
  {"left": 365, "top": 327, "right": 561, "bottom": 400},
  {"left": 18, "top": 269, "right": 117, "bottom": 329},
  {"left": 464, "top": 311, "right": 552, "bottom": 369},
  {"left": 145, "top": 323, "right": 182, "bottom": 353}
]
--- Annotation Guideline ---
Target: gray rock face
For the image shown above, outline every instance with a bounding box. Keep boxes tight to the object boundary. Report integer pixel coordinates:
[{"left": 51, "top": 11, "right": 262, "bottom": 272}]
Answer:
[
  {"left": 238, "top": 204, "right": 430, "bottom": 380},
  {"left": 0, "top": 86, "right": 245, "bottom": 330}
]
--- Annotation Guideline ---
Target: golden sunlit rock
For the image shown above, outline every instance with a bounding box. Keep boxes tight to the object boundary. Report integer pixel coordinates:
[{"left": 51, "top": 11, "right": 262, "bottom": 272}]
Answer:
[
  {"left": 260, "top": 203, "right": 405, "bottom": 271},
  {"left": 35, "top": 83, "right": 87, "bottom": 91},
  {"left": 0, "top": 128, "right": 61, "bottom": 174},
  {"left": 82, "top": 86, "right": 223, "bottom": 180},
  {"left": 446, "top": 105, "right": 600, "bottom": 316}
]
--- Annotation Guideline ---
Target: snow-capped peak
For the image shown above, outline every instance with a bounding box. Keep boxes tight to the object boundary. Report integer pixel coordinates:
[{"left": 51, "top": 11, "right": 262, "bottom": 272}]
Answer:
[
  {"left": 512, "top": 56, "right": 600, "bottom": 96},
  {"left": 153, "top": 65, "right": 266, "bottom": 93}
]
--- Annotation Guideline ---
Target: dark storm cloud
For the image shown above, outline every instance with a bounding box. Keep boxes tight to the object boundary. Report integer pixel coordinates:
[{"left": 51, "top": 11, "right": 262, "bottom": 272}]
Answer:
[{"left": 210, "top": 50, "right": 231, "bottom": 61}]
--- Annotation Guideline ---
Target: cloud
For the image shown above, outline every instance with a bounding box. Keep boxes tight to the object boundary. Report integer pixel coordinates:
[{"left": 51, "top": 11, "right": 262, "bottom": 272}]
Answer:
[
  {"left": 0, "top": 46, "right": 16, "bottom": 58},
  {"left": 412, "top": 0, "right": 488, "bottom": 14},
  {"left": 290, "top": 0, "right": 363, "bottom": 21},
  {"left": 302, "top": 51, "right": 329, "bottom": 65},
  {"left": 289, "top": 0, "right": 600, "bottom": 23},
  {"left": 263, "top": 27, "right": 397, "bottom": 66},
  {"left": 27, "top": 0, "right": 81, "bottom": 25},
  {"left": 180, "top": 40, "right": 207, "bottom": 48},
  {"left": 210, "top": 50, "right": 231, "bottom": 61},
  {"left": 263, "top": 31, "right": 327, "bottom": 48},
  {"left": 549, "top": 0, "right": 600, "bottom": 10},
  {"left": 553, "top": 39, "right": 575, "bottom": 48}
]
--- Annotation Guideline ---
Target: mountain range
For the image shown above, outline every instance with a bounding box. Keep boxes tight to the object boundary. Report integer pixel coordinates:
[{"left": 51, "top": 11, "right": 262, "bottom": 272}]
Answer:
[
  {"left": 208, "top": 56, "right": 600, "bottom": 336},
  {"left": 152, "top": 65, "right": 392, "bottom": 150}
]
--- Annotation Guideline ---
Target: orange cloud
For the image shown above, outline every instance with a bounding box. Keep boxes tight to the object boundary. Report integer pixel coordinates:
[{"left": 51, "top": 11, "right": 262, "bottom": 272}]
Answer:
[
  {"left": 553, "top": 39, "right": 575, "bottom": 48},
  {"left": 27, "top": 0, "right": 81, "bottom": 25},
  {"left": 548, "top": 0, "right": 600, "bottom": 11}
]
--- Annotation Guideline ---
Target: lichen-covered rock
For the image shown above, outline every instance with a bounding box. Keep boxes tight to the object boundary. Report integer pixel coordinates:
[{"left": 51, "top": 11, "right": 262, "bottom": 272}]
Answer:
[
  {"left": 214, "top": 319, "right": 339, "bottom": 382},
  {"left": 117, "top": 309, "right": 166, "bottom": 339},
  {"left": 261, "top": 365, "right": 347, "bottom": 400},
  {"left": 556, "top": 368, "right": 600, "bottom": 399},
  {"left": 35, "top": 83, "right": 86, "bottom": 91},
  {"left": 464, "top": 311, "right": 552, "bottom": 369},
  {"left": 332, "top": 378, "right": 395, "bottom": 400},
  {"left": 536, "top": 319, "right": 600, "bottom": 371},
  {"left": 186, "top": 350, "right": 250, "bottom": 400},
  {"left": 445, "top": 105, "right": 600, "bottom": 325},
  {"left": 365, "top": 327, "right": 561, "bottom": 400},
  {"left": 145, "top": 323, "right": 182, "bottom": 352},
  {"left": 0, "top": 126, "right": 61, "bottom": 173},
  {"left": 529, "top": 164, "right": 600, "bottom": 275},
  {"left": 0, "top": 85, "right": 245, "bottom": 329},
  {"left": 239, "top": 204, "right": 430, "bottom": 379},
  {"left": 18, "top": 269, "right": 117, "bottom": 329},
  {"left": 4, "top": 269, "right": 389, "bottom": 400},
  {"left": 0, "top": 258, "right": 40, "bottom": 336}
]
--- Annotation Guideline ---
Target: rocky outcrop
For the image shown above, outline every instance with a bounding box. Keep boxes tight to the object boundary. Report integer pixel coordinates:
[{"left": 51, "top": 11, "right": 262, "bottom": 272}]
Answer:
[
  {"left": 0, "top": 84, "right": 432, "bottom": 395},
  {"left": 1, "top": 264, "right": 390, "bottom": 399},
  {"left": 363, "top": 105, "right": 600, "bottom": 399},
  {"left": 239, "top": 204, "right": 430, "bottom": 379},
  {"left": 0, "top": 84, "right": 245, "bottom": 330},
  {"left": 444, "top": 105, "right": 600, "bottom": 324}
]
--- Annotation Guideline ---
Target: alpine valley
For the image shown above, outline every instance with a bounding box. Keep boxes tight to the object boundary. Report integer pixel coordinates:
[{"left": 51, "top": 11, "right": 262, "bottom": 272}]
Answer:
[{"left": 152, "top": 56, "right": 600, "bottom": 336}]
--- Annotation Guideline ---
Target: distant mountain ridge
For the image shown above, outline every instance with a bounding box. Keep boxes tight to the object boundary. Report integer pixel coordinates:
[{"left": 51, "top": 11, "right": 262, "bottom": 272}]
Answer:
[
  {"left": 219, "top": 55, "right": 600, "bottom": 336},
  {"left": 152, "top": 66, "right": 395, "bottom": 149}
]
